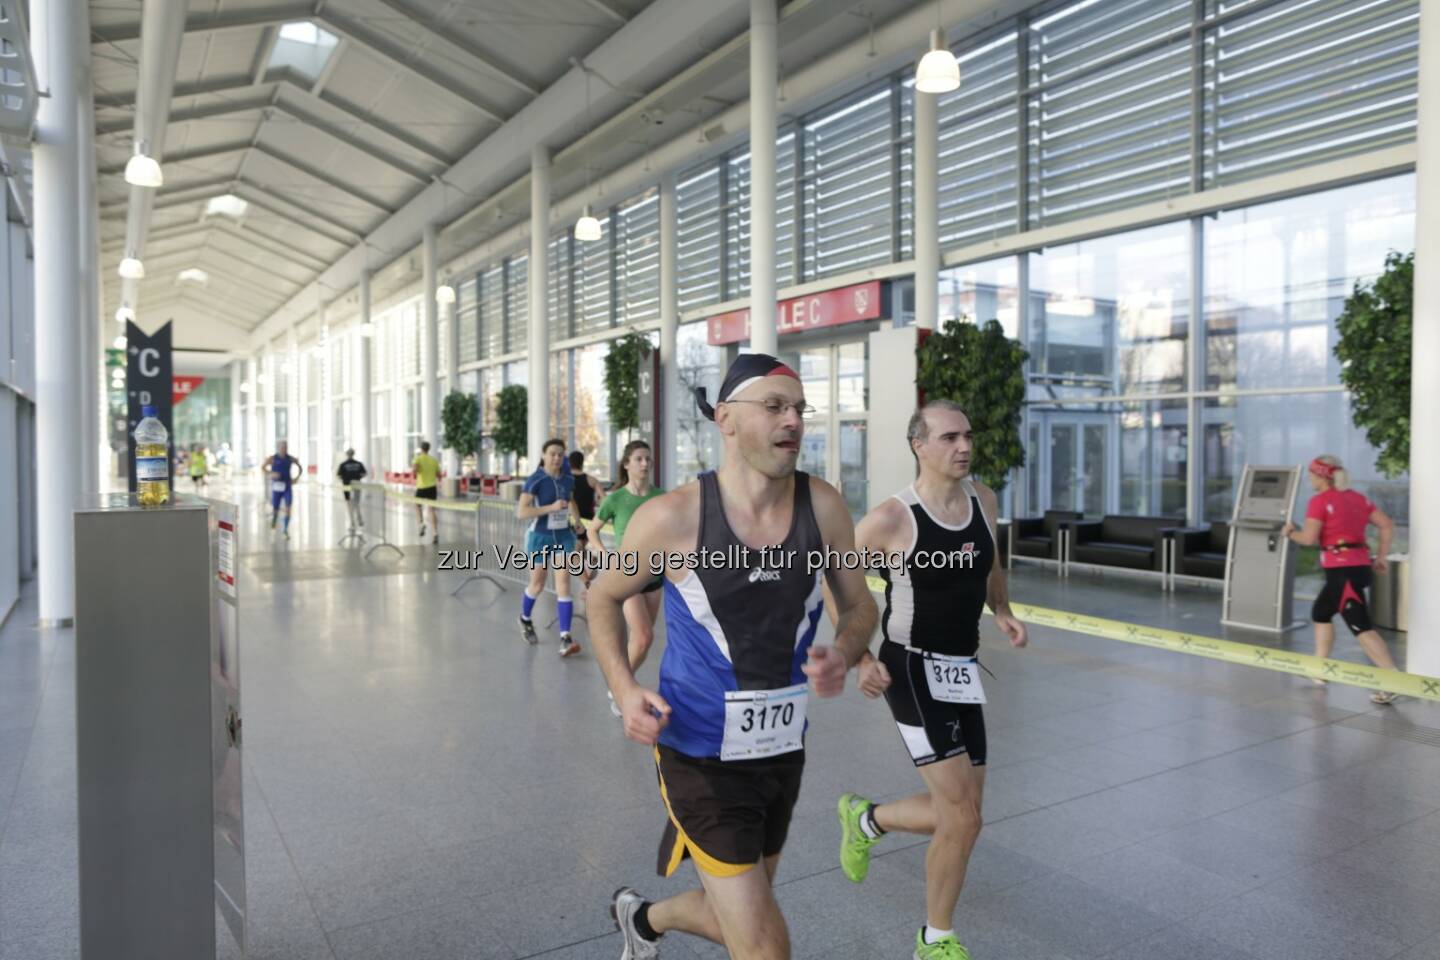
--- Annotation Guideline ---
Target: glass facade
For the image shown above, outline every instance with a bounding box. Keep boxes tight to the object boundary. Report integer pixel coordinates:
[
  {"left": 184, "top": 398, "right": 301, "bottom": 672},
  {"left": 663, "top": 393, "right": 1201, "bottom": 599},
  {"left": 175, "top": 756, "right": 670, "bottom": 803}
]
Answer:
[{"left": 255, "top": 0, "right": 1416, "bottom": 534}]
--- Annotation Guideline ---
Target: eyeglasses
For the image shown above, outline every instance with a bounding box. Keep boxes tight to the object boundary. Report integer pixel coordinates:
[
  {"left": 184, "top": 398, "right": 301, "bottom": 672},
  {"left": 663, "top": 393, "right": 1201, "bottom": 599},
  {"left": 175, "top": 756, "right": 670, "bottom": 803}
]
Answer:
[{"left": 721, "top": 398, "right": 816, "bottom": 419}]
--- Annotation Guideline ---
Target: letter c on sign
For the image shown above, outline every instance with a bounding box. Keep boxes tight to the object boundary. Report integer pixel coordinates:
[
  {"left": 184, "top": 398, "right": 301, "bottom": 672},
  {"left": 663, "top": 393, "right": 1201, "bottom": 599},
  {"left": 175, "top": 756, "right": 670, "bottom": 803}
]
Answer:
[{"left": 139, "top": 348, "right": 160, "bottom": 378}]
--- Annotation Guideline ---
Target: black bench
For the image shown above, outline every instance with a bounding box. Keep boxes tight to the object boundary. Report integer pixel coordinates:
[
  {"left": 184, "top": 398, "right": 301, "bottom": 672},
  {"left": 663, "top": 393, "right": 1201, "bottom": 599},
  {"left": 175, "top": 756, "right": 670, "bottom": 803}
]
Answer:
[
  {"left": 1069, "top": 515, "right": 1181, "bottom": 572},
  {"left": 1173, "top": 522, "right": 1229, "bottom": 579},
  {"left": 1012, "top": 510, "right": 1082, "bottom": 562}
]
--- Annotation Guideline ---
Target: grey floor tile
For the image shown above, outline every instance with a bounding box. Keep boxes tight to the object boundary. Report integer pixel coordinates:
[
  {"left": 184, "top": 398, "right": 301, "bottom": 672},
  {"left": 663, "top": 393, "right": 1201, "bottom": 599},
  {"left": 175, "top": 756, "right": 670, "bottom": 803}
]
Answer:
[
  {"left": 964, "top": 871, "right": 1171, "bottom": 959},
  {"left": 327, "top": 899, "right": 514, "bottom": 960},
  {"left": 0, "top": 927, "right": 77, "bottom": 960},
  {"left": 980, "top": 805, "right": 1139, "bottom": 869},
  {"left": 474, "top": 868, "right": 625, "bottom": 957},
  {"left": 1061, "top": 842, "right": 1258, "bottom": 923},
  {"left": 1038, "top": 743, "right": 1173, "bottom": 788},
  {"left": 1181, "top": 890, "right": 1405, "bottom": 960},
  {"left": 1209, "top": 797, "right": 1383, "bottom": 858},
  {"left": 1245, "top": 857, "right": 1440, "bottom": 949},
  {"left": 1101, "top": 924, "right": 1261, "bottom": 960},
  {"left": 1142, "top": 820, "right": 1318, "bottom": 884}
]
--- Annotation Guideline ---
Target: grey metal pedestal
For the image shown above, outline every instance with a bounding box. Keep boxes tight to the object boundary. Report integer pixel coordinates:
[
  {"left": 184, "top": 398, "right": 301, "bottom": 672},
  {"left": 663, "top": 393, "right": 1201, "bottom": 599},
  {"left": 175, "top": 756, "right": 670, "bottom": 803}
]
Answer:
[{"left": 74, "top": 494, "right": 246, "bottom": 959}]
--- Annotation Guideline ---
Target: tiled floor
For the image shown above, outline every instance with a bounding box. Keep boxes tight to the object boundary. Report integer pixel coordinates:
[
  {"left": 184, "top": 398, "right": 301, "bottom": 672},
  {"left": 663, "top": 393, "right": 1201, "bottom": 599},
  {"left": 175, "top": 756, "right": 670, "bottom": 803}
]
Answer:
[{"left": 2, "top": 482, "right": 1438, "bottom": 960}]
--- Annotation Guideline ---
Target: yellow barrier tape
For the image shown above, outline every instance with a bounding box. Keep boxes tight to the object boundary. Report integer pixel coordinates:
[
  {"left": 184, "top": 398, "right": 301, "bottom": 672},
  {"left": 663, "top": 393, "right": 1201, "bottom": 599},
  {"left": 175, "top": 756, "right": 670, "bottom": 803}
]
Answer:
[{"left": 862, "top": 575, "right": 1440, "bottom": 701}]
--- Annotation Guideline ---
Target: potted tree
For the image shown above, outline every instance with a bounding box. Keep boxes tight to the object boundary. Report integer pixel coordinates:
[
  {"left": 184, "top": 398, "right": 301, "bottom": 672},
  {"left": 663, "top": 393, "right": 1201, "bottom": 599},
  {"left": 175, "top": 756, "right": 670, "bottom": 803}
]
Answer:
[
  {"left": 492, "top": 384, "right": 528, "bottom": 499},
  {"left": 441, "top": 391, "right": 479, "bottom": 497},
  {"left": 603, "top": 331, "right": 653, "bottom": 439},
  {"left": 1334, "top": 250, "right": 1412, "bottom": 629},
  {"left": 915, "top": 318, "right": 1029, "bottom": 567}
]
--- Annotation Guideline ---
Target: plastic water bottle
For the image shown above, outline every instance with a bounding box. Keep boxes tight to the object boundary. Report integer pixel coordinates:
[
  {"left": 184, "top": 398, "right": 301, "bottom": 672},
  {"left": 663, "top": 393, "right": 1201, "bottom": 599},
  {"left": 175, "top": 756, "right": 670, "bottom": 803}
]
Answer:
[{"left": 134, "top": 405, "right": 170, "bottom": 506}]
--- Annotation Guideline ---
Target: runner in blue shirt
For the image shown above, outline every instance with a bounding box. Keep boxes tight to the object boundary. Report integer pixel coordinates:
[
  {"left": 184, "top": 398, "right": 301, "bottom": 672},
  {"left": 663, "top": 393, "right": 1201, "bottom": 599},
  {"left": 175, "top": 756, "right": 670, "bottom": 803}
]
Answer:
[{"left": 517, "top": 438, "right": 581, "bottom": 657}]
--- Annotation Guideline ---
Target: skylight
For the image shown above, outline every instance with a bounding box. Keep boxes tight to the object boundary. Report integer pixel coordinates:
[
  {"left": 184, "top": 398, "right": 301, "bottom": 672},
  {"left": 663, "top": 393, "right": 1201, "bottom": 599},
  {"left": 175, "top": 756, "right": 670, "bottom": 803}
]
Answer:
[
  {"left": 266, "top": 21, "right": 339, "bottom": 83},
  {"left": 204, "top": 194, "right": 248, "bottom": 221}
]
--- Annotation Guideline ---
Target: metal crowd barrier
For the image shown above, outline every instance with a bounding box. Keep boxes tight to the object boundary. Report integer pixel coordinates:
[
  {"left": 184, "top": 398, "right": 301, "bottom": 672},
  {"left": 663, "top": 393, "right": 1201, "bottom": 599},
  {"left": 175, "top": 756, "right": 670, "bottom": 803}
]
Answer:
[{"left": 351, "top": 481, "right": 403, "bottom": 559}]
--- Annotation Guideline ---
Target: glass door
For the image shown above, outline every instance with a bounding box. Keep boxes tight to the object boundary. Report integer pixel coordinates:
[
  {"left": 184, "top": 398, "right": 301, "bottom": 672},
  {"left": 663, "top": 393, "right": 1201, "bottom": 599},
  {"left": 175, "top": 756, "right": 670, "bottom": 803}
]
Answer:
[
  {"left": 780, "top": 338, "right": 869, "bottom": 521},
  {"left": 1040, "top": 412, "right": 1113, "bottom": 516}
]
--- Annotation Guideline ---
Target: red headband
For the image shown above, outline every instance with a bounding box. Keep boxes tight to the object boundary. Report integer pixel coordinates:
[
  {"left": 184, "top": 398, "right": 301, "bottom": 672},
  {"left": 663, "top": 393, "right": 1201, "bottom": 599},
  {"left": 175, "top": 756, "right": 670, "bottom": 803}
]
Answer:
[{"left": 1309, "top": 458, "right": 1338, "bottom": 480}]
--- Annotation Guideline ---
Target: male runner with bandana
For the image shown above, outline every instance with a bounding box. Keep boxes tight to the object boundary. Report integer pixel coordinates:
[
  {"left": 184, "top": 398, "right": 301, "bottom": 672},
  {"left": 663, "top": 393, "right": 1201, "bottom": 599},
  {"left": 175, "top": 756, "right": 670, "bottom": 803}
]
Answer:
[{"left": 589, "top": 354, "right": 878, "bottom": 960}]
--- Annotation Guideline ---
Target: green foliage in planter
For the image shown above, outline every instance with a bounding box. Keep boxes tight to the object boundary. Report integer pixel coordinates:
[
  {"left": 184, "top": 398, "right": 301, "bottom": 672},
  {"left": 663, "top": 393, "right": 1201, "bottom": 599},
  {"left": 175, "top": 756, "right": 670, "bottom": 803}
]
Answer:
[
  {"left": 1334, "top": 250, "right": 1412, "bottom": 478},
  {"left": 492, "top": 384, "right": 528, "bottom": 459},
  {"left": 915, "top": 318, "right": 1029, "bottom": 493},
  {"left": 603, "top": 332, "right": 653, "bottom": 433},
  {"left": 441, "top": 391, "right": 480, "bottom": 458}
]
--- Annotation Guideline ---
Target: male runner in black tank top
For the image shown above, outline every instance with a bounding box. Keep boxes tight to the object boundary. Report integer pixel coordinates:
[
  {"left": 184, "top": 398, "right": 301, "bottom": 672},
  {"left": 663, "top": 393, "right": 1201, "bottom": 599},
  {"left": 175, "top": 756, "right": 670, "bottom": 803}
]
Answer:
[
  {"left": 586, "top": 353, "right": 878, "bottom": 960},
  {"left": 835, "top": 400, "right": 1027, "bottom": 960}
]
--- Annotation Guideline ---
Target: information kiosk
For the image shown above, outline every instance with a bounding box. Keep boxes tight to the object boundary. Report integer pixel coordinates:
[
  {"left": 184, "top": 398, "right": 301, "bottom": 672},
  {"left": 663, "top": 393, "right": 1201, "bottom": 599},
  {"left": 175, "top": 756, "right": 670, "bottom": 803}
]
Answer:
[{"left": 1221, "top": 465, "right": 1305, "bottom": 633}]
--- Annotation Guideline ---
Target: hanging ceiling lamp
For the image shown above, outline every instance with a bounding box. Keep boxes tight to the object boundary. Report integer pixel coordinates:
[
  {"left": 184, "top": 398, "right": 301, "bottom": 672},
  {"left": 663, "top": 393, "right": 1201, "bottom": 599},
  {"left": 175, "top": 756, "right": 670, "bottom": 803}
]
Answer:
[
  {"left": 575, "top": 205, "right": 602, "bottom": 242},
  {"left": 124, "top": 141, "right": 164, "bottom": 188},
  {"left": 118, "top": 257, "right": 145, "bottom": 279},
  {"left": 915, "top": 27, "right": 960, "bottom": 94}
]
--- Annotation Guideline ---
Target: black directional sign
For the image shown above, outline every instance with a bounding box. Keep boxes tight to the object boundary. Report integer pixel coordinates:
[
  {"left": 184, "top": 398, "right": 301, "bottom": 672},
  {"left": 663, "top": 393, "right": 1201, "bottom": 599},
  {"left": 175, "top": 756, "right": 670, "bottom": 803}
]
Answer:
[
  {"left": 635, "top": 347, "right": 661, "bottom": 485},
  {"left": 125, "top": 320, "right": 174, "bottom": 493}
]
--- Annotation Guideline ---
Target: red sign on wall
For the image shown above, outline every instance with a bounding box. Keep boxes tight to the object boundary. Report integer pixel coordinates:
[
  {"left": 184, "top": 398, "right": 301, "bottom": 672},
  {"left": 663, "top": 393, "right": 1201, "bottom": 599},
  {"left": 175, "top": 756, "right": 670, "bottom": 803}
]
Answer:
[
  {"left": 706, "top": 280, "right": 886, "bottom": 346},
  {"left": 173, "top": 375, "right": 205, "bottom": 406}
]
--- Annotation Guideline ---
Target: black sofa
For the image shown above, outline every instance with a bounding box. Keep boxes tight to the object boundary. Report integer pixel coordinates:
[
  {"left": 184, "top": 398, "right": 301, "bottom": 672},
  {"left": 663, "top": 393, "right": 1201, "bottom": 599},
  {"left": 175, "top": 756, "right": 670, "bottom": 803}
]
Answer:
[
  {"left": 1069, "top": 515, "right": 1181, "bottom": 572},
  {"left": 1012, "top": 510, "right": 1082, "bottom": 561},
  {"left": 1174, "top": 522, "right": 1229, "bottom": 579}
]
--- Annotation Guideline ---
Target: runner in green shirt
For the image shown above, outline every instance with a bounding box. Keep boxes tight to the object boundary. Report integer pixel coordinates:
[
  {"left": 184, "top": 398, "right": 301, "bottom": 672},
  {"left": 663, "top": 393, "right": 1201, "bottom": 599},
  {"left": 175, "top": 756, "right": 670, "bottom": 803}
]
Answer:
[{"left": 586, "top": 440, "right": 665, "bottom": 715}]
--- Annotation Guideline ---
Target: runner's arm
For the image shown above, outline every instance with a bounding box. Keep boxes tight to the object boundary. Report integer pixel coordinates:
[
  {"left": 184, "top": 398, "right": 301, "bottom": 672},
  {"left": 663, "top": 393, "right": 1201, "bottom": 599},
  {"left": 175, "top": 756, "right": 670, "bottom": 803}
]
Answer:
[
  {"left": 290, "top": 458, "right": 303, "bottom": 483},
  {"left": 975, "top": 482, "right": 1026, "bottom": 648},
  {"left": 811, "top": 478, "right": 879, "bottom": 671},
  {"left": 587, "top": 495, "right": 681, "bottom": 743},
  {"left": 516, "top": 491, "right": 548, "bottom": 521},
  {"left": 1370, "top": 506, "right": 1394, "bottom": 560},
  {"left": 1282, "top": 518, "right": 1323, "bottom": 547}
]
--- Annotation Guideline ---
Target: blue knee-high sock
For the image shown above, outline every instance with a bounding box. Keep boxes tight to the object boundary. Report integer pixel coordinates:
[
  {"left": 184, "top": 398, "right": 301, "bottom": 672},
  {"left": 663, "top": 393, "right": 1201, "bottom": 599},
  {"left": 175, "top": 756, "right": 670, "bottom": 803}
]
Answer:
[
  {"left": 521, "top": 589, "right": 538, "bottom": 621},
  {"left": 283, "top": 512, "right": 290, "bottom": 532},
  {"left": 557, "top": 598, "right": 574, "bottom": 634}
]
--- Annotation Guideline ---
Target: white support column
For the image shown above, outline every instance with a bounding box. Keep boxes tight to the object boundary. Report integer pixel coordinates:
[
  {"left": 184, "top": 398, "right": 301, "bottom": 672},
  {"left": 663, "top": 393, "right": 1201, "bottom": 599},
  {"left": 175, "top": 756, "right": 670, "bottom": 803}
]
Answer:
[
  {"left": 529, "top": 145, "right": 551, "bottom": 461},
  {"left": 660, "top": 172, "right": 680, "bottom": 490},
  {"left": 422, "top": 223, "right": 440, "bottom": 452},
  {"left": 913, "top": 82, "right": 939, "bottom": 331},
  {"left": 1408, "top": 0, "right": 1440, "bottom": 677},
  {"left": 261, "top": 354, "right": 274, "bottom": 459},
  {"left": 245, "top": 357, "right": 259, "bottom": 473},
  {"left": 357, "top": 271, "right": 373, "bottom": 464},
  {"left": 318, "top": 299, "right": 332, "bottom": 480},
  {"left": 229, "top": 359, "right": 243, "bottom": 473},
  {"left": 443, "top": 293, "right": 460, "bottom": 484},
  {"left": 33, "top": 0, "right": 84, "bottom": 624},
  {"left": 748, "top": 0, "right": 779, "bottom": 355},
  {"left": 290, "top": 333, "right": 305, "bottom": 469},
  {"left": 77, "top": 16, "right": 99, "bottom": 493}
]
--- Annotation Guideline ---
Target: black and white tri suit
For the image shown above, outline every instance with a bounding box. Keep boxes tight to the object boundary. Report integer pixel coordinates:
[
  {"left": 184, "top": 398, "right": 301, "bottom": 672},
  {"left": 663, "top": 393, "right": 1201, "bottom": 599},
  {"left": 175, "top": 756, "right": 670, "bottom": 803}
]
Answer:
[{"left": 878, "top": 479, "right": 995, "bottom": 767}]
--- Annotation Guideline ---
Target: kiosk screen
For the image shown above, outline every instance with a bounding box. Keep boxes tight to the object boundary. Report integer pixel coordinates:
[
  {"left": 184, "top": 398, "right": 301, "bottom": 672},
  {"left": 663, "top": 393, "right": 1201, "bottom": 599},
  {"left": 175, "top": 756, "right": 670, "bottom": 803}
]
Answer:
[{"left": 1248, "top": 471, "right": 1288, "bottom": 500}]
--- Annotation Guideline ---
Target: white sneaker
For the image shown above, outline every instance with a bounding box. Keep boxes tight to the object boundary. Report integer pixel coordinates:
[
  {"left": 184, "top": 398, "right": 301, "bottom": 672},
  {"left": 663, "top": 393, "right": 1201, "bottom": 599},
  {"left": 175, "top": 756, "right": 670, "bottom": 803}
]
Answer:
[{"left": 610, "top": 887, "right": 660, "bottom": 960}]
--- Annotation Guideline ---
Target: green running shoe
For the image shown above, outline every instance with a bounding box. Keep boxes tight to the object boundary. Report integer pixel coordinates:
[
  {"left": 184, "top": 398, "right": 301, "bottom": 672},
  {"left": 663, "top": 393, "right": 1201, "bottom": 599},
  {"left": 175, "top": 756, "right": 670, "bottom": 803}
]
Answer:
[
  {"left": 837, "top": 792, "right": 881, "bottom": 883},
  {"left": 913, "top": 928, "right": 971, "bottom": 960}
]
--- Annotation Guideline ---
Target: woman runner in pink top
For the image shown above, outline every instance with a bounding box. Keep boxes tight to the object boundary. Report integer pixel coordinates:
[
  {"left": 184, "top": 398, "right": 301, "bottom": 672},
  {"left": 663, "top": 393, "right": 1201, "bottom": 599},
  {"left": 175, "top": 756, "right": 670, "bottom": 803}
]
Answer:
[{"left": 1281, "top": 455, "right": 1400, "bottom": 704}]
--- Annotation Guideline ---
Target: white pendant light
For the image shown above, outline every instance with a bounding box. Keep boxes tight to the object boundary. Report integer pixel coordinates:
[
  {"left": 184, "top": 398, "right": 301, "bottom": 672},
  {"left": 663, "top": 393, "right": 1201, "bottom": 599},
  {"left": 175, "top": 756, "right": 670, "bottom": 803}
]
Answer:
[
  {"left": 916, "top": 27, "right": 960, "bottom": 94},
  {"left": 118, "top": 257, "right": 146, "bottom": 279},
  {"left": 113, "top": 336, "right": 127, "bottom": 349},
  {"left": 436, "top": 283, "right": 456, "bottom": 305},
  {"left": 115, "top": 306, "right": 135, "bottom": 324},
  {"left": 124, "top": 142, "right": 164, "bottom": 188},
  {"left": 575, "top": 205, "right": 602, "bottom": 242}
]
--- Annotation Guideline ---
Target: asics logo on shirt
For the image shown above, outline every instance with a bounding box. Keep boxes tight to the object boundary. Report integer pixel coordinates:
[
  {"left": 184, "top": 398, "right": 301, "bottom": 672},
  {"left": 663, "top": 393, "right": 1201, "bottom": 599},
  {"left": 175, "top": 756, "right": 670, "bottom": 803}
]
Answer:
[{"left": 748, "top": 567, "right": 783, "bottom": 584}]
